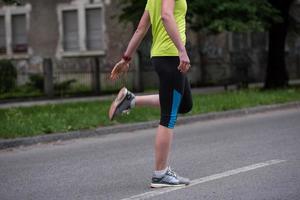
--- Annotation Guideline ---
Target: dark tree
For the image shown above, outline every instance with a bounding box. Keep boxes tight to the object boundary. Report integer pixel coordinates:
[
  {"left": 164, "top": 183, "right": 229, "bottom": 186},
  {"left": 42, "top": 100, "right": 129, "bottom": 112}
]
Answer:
[
  {"left": 118, "top": 0, "right": 291, "bottom": 89},
  {"left": 1, "top": 0, "right": 21, "bottom": 4},
  {"left": 264, "top": 0, "right": 294, "bottom": 89},
  {"left": 187, "top": 0, "right": 280, "bottom": 33},
  {"left": 118, "top": 0, "right": 280, "bottom": 32},
  {"left": 118, "top": 0, "right": 146, "bottom": 25}
]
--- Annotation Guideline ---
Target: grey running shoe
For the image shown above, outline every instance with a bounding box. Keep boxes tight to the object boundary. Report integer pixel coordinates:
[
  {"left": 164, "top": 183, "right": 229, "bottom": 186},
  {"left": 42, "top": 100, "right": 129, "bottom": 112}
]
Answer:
[
  {"left": 109, "top": 87, "right": 135, "bottom": 120},
  {"left": 151, "top": 167, "right": 190, "bottom": 188}
]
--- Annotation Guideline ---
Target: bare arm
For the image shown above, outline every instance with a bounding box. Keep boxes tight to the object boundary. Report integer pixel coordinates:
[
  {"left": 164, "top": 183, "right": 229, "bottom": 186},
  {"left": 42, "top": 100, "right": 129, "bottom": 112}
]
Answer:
[
  {"left": 124, "top": 11, "right": 151, "bottom": 58},
  {"left": 161, "top": 0, "right": 190, "bottom": 73},
  {"left": 110, "top": 11, "right": 150, "bottom": 80}
]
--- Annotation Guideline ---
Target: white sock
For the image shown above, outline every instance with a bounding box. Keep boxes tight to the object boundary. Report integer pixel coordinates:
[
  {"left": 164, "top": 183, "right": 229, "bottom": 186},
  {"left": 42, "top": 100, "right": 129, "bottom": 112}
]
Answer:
[
  {"left": 154, "top": 167, "right": 168, "bottom": 178},
  {"left": 130, "top": 97, "right": 136, "bottom": 108}
]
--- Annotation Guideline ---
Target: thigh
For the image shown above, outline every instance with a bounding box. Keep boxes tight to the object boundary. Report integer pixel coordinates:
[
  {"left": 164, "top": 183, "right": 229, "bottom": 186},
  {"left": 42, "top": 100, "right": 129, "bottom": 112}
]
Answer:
[
  {"left": 152, "top": 57, "right": 185, "bottom": 127},
  {"left": 152, "top": 56, "right": 185, "bottom": 98}
]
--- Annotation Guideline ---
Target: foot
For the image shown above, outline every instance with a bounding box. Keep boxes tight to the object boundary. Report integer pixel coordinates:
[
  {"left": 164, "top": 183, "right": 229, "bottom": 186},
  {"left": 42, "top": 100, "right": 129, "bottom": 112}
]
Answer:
[
  {"left": 151, "top": 167, "right": 190, "bottom": 188},
  {"left": 108, "top": 87, "right": 135, "bottom": 120}
]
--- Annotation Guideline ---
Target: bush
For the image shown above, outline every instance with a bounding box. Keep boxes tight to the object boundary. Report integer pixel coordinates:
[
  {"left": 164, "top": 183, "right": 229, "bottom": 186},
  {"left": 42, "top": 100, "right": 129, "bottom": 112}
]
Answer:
[
  {"left": 0, "top": 85, "right": 43, "bottom": 99},
  {"left": 54, "top": 79, "right": 77, "bottom": 96},
  {"left": 28, "top": 74, "right": 44, "bottom": 91},
  {"left": 0, "top": 60, "right": 17, "bottom": 93}
]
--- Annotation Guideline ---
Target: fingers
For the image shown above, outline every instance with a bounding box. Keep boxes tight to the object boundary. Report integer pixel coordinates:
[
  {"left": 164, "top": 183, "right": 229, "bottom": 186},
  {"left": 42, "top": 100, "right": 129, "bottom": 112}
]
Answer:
[
  {"left": 111, "top": 69, "right": 122, "bottom": 80},
  {"left": 110, "top": 61, "right": 129, "bottom": 80},
  {"left": 110, "top": 61, "right": 123, "bottom": 80},
  {"left": 110, "top": 65, "right": 119, "bottom": 80},
  {"left": 111, "top": 71, "right": 122, "bottom": 81},
  {"left": 110, "top": 68, "right": 117, "bottom": 80},
  {"left": 178, "top": 61, "right": 191, "bottom": 73}
]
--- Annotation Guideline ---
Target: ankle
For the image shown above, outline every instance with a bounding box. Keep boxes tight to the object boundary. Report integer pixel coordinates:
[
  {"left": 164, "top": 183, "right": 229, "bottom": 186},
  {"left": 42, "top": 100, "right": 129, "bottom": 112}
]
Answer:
[
  {"left": 153, "top": 166, "right": 168, "bottom": 178},
  {"left": 130, "top": 96, "right": 136, "bottom": 108}
]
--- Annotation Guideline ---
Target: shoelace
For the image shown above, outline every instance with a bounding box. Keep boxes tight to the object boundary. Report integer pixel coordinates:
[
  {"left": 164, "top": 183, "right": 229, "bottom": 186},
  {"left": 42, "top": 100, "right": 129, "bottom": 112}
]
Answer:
[
  {"left": 120, "top": 92, "right": 132, "bottom": 115},
  {"left": 166, "top": 168, "right": 177, "bottom": 178}
]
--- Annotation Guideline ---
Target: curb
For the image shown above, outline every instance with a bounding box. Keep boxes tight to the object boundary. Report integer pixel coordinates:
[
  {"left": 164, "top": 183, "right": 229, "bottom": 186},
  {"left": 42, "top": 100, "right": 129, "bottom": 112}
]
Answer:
[{"left": 0, "top": 101, "right": 300, "bottom": 150}]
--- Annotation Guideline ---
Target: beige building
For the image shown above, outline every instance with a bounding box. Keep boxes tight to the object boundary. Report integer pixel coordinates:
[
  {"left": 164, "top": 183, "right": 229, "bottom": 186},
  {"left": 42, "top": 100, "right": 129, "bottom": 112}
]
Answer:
[{"left": 0, "top": 0, "right": 300, "bottom": 93}]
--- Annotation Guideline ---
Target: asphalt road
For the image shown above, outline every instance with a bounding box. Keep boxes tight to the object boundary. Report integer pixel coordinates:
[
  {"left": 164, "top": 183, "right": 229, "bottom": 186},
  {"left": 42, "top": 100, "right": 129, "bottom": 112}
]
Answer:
[{"left": 0, "top": 108, "right": 300, "bottom": 200}]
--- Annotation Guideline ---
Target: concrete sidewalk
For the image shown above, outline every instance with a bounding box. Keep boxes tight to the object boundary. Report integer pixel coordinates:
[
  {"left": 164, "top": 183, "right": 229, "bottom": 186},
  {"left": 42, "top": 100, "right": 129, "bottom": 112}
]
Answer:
[
  {"left": 0, "top": 86, "right": 227, "bottom": 109},
  {"left": 1, "top": 80, "right": 300, "bottom": 109}
]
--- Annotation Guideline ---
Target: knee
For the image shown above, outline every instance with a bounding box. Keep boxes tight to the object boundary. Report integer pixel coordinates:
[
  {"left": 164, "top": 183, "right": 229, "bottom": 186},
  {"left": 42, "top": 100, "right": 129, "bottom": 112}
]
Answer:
[{"left": 160, "top": 115, "right": 177, "bottom": 129}]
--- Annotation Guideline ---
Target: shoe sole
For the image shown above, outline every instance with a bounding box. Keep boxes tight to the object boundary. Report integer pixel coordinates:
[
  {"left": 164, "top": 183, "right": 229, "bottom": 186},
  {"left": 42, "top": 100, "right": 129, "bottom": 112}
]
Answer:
[
  {"left": 150, "top": 183, "right": 187, "bottom": 188},
  {"left": 108, "top": 87, "right": 128, "bottom": 120}
]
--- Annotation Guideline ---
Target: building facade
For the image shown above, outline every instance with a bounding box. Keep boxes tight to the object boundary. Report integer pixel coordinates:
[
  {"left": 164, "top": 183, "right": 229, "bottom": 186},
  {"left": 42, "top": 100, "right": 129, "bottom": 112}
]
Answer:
[{"left": 0, "top": 0, "right": 300, "bottom": 93}]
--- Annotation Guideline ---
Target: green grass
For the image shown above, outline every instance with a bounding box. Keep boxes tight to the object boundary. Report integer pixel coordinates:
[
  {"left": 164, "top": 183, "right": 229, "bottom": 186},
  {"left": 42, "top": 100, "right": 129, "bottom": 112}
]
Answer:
[{"left": 1, "top": 87, "right": 300, "bottom": 139}]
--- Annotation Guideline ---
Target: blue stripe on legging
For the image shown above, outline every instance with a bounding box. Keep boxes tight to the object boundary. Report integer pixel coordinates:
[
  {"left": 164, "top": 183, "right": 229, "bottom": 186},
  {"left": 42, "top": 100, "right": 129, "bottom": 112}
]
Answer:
[{"left": 168, "top": 89, "right": 182, "bottom": 129}]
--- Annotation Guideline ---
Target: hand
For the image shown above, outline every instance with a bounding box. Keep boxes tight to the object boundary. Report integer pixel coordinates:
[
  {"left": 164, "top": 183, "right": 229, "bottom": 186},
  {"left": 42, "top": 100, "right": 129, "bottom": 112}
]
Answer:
[
  {"left": 110, "top": 59, "right": 130, "bottom": 80},
  {"left": 178, "top": 50, "right": 191, "bottom": 74}
]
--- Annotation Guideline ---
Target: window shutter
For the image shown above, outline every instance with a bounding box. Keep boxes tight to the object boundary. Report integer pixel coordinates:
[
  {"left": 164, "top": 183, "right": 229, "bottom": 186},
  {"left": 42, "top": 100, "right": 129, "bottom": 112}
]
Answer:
[
  {"left": 12, "top": 14, "right": 28, "bottom": 53},
  {"left": 0, "top": 16, "right": 5, "bottom": 54},
  {"left": 63, "top": 10, "right": 79, "bottom": 51},
  {"left": 86, "top": 8, "right": 103, "bottom": 51}
]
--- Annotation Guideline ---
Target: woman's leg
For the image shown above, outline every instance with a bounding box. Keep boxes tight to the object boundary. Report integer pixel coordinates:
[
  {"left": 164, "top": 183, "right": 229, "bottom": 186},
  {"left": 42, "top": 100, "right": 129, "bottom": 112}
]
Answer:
[
  {"left": 135, "top": 95, "right": 160, "bottom": 107},
  {"left": 152, "top": 57, "right": 185, "bottom": 171},
  {"left": 131, "top": 94, "right": 171, "bottom": 170},
  {"left": 108, "top": 91, "right": 159, "bottom": 120},
  {"left": 150, "top": 57, "right": 191, "bottom": 188},
  {"left": 155, "top": 125, "right": 173, "bottom": 170}
]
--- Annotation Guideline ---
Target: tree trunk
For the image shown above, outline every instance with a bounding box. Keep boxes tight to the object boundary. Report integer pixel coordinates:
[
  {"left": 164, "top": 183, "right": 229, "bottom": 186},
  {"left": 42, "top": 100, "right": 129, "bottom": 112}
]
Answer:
[{"left": 264, "top": 0, "right": 294, "bottom": 89}]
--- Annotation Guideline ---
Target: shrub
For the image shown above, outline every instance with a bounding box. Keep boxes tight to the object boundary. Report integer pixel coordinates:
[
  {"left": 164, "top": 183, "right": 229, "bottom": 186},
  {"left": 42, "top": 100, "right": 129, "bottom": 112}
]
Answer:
[
  {"left": 55, "top": 79, "right": 77, "bottom": 96},
  {"left": 28, "top": 74, "right": 44, "bottom": 91},
  {"left": 0, "top": 60, "right": 17, "bottom": 93}
]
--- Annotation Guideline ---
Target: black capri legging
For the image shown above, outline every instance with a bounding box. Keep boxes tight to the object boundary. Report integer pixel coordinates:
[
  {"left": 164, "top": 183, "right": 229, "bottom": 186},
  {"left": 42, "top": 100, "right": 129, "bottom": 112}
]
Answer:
[{"left": 152, "top": 56, "right": 193, "bottom": 129}]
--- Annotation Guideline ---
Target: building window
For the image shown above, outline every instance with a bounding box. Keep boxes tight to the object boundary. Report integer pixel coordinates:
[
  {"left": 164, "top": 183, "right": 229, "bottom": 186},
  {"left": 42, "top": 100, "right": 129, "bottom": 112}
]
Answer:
[
  {"left": 0, "top": 4, "right": 30, "bottom": 58},
  {"left": 86, "top": 7, "right": 103, "bottom": 51},
  {"left": 62, "top": 10, "right": 79, "bottom": 51},
  {"left": 11, "top": 14, "right": 28, "bottom": 53},
  {"left": 0, "top": 16, "right": 6, "bottom": 54},
  {"left": 58, "top": 2, "right": 105, "bottom": 57}
]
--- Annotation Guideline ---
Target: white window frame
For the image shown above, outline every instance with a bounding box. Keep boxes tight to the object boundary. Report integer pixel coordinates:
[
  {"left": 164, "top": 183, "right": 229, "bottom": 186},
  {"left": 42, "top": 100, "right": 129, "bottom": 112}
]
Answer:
[
  {"left": 0, "top": 14, "right": 6, "bottom": 54},
  {"left": 0, "top": 4, "right": 31, "bottom": 59},
  {"left": 57, "top": 1, "right": 106, "bottom": 58}
]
